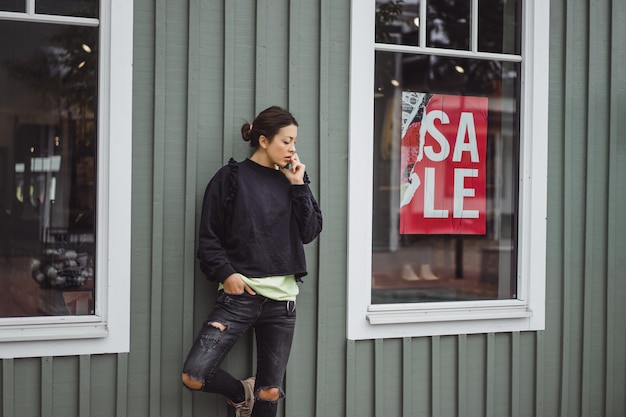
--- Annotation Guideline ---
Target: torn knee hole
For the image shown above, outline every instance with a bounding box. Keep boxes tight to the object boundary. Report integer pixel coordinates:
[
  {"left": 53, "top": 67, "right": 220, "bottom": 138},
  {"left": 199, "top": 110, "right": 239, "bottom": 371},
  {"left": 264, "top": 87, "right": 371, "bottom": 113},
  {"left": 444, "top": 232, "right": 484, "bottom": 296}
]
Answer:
[
  {"left": 181, "top": 373, "right": 203, "bottom": 390},
  {"left": 210, "top": 321, "right": 227, "bottom": 331},
  {"left": 258, "top": 387, "right": 281, "bottom": 401}
]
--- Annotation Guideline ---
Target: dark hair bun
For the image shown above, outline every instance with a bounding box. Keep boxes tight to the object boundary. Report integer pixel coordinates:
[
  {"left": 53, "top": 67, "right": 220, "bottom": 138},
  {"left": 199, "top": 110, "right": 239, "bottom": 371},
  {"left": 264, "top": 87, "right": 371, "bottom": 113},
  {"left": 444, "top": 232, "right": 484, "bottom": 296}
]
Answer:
[
  {"left": 241, "top": 122, "right": 252, "bottom": 142},
  {"left": 240, "top": 106, "right": 297, "bottom": 148}
]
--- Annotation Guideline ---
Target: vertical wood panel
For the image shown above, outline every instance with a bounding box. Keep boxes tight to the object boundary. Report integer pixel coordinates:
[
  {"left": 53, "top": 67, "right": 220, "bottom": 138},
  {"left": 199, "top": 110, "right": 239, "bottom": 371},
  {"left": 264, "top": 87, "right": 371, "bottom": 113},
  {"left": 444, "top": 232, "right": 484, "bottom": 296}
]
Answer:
[
  {"left": 346, "top": 339, "right": 357, "bottom": 417},
  {"left": 288, "top": 0, "right": 300, "bottom": 108},
  {"left": 457, "top": 334, "right": 468, "bottom": 417},
  {"left": 546, "top": 0, "right": 566, "bottom": 414},
  {"left": 440, "top": 336, "right": 458, "bottom": 417},
  {"left": 356, "top": 341, "right": 376, "bottom": 416},
  {"left": 182, "top": 1, "right": 199, "bottom": 417},
  {"left": 466, "top": 334, "right": 486, "bottom": 414},
  {"left": 413, "top": 337, "right": 431, "bottom": 416},
  {"left": 50, "top": 356, "right": 79, "bottom": 416},
  {"left": 511, "top": 332, "right": 520, "bottom": 417},
  {"left": 517, "top": 333, "right": 536, "bottom": 417},
  {"left": 41, "top": 357, "right": 53, "bottom": 417},
  {"left": 606, "top": 0, "right": 626, "bottom": 415},
  {"left": 91, "top": 355, "right": 118, "bottom": 417},
  {"left": 283, "top": 0, "right": 324, "bottom": 416},
  {"left": 431, "top": 336, "right": 440, "bottom": 417},
  {"left": 402, "top": 338, "right": 412, "bottom": 417},
  {"left": 2, "top": 358, "right": 14, "bottom": 417},
  {"left": 116, "top": 353, "right": 129, "bottom": 417},
  {"left": 561, "top": 1, "right": 589, "bottom": 416},
  {"left": 536, "top": 331, "right": 545, "bottom": 417},
  {"left": 315, "top": 0, "right": 331, "bottom": 412},
  {"left": 149, "top": 0, "right": 167, "bottom": 416},
  {"left": 255, "top": 0, "right": 266, "bottom": 108},
  {"left": 582, "top": 0, "right": 610, "bottom": 415},
  {"left": 12, "top": 359, "right": 39, "bottom": 416},
  {"left": 160, "top": 0, "right": 190, "bottom": 412},
  {"left": 387, "top": 339, "right": 403, "bottom": 417},
  {"left": 374, "top": 339, "right": 384, "bottom": 417},
  {"left": 222, "top": 0, "right": 236, "bottom": 164},
  {"left": 496, "top": 334, "right": 513, "bottom": 417},
  {"left": 79, "top": 355, "right": 91, "bottom": 416},
  {"left": 129, "top": 0, "right": 157, "bottom": 415},
  {"left": 486, "top": 333, "right": 495, "bottom": 417},
  {"left": 230, "top": 1, "right": 256, "bottom": 159},
  {"left": 316, "top": 1, "right": 350, "bottom": 417},
  {"left": 255, "top": 0, "right": 290, "bottom": 108},
  {"left": 323, "top": 0, "right": 351, "bottom": 413}
]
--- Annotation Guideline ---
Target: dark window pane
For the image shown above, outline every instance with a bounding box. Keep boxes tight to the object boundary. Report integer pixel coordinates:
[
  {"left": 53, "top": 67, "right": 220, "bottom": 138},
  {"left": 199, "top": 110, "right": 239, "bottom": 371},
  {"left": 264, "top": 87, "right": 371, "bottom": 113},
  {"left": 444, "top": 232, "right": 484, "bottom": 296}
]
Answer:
[
  {"left": 426, "top": 0, "right": 470, "bottom": 50},
  {"left": 478, "top": 0, "right": 521, "bottom": 54},
  {"left": 376, "top": 0, "right": 420, "bottom": 46},
  {"left": 0, "top": 0, "right": 25, "bottom": 12},
  {"left": 36, "top": 0, "right": 98, "bottom": 18},
  {"left": 0, "top": 21, "right": 98, "bottom": 317},
  {"left": 372, "top": 51, "right": 520, "bottom": 304}
]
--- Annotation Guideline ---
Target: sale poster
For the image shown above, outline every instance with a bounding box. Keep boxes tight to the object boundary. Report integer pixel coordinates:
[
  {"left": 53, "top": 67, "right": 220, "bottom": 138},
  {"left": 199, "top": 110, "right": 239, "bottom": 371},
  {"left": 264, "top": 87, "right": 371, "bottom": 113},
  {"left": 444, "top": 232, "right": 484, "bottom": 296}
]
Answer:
[{"left": 400, "top": 92, "right": 488, "bottom": 235}]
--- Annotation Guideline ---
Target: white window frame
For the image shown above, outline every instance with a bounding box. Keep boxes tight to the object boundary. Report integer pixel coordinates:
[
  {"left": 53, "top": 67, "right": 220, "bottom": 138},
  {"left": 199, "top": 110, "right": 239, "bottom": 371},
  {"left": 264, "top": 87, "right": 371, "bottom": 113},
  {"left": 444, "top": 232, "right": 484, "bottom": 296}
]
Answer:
[
  {"left": 347, "top": 0, "right": 549, "bottom": 340},
  {"left": 0, "top": 0, "right": 133, "bottom": 358}
]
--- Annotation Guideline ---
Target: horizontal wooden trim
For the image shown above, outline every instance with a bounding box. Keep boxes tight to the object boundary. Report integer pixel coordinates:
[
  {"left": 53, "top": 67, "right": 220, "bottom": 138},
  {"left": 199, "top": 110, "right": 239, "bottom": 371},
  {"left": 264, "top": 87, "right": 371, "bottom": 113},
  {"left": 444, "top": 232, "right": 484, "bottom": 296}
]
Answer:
[
  {"left": 0, "top": 323, "right": 108, "bottom": 343},
  {"left": 367, "top": 302, "right": 532, "bottom": 324}
]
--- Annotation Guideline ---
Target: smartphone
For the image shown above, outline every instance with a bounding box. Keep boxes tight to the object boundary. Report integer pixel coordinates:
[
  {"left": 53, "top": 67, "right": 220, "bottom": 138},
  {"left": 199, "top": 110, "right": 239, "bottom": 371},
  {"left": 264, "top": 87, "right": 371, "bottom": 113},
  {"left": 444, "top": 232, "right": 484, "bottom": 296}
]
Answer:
[{"left": 283, "top": 162, "right": 292, "bottom": 170}]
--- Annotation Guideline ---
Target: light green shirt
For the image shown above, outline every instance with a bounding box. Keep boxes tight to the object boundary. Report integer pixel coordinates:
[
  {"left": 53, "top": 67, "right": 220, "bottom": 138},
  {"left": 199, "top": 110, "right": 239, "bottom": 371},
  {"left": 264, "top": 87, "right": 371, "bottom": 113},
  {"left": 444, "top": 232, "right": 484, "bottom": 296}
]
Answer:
[{"left": 219, "top": 274, "right": 299, "bottom": 301}]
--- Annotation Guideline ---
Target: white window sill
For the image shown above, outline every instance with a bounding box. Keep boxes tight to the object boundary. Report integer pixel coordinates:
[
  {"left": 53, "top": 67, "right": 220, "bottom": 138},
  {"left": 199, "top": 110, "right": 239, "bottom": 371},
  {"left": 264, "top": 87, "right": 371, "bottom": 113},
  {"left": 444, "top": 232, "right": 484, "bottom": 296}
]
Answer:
[
  {"left": 367, "top": 300, "right": 532, "bottom": 325},
  {"left": 0, "top": 322, "right": 108, "bottom": 342}
]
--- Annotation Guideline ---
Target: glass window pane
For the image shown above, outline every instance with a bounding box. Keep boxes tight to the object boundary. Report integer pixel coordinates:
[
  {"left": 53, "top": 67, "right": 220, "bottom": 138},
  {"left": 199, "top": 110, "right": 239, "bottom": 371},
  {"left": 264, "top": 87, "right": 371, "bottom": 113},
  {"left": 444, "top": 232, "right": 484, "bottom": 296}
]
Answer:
[
  {"left": 372, "top": 51, "right": 520, "bottom": 304},
  {"left": 478, "top": 0, "right": 521, "bottom": 54},
  {"left": 0, "top": 0, "right": 25, "bottom": 12},
  {"left": 36, "top": 0, "right": 98, "bottom": 18},
  {"left": 376, "top": 0, "right": 420, "bottom": 46},
  {"left": 0, "top": 21, "right": 98, "bottom": 317},
  {"left": 426, "top": 0, "right": 470, "bottom": 50}
]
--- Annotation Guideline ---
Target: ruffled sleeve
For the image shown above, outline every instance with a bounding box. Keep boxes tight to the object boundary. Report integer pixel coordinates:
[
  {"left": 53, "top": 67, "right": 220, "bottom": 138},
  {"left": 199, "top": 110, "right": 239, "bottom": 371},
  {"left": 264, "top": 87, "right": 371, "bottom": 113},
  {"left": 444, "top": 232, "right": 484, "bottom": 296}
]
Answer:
[
  {"left": 196, "top": 161, "right": 239, "bottom": 282},
  {"left": 291, "top": 180, "right": 323, "bottom": 244},
  {"left": 223, "top": 158, "right": 239, "bottom": 217}
]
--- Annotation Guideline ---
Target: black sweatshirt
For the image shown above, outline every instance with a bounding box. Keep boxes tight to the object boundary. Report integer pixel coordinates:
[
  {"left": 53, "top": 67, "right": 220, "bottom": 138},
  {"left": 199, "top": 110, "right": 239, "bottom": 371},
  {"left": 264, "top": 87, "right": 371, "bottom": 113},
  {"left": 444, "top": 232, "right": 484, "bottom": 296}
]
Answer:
[{"left": 197, "top": 158, "right": 323, "bottom": 283}]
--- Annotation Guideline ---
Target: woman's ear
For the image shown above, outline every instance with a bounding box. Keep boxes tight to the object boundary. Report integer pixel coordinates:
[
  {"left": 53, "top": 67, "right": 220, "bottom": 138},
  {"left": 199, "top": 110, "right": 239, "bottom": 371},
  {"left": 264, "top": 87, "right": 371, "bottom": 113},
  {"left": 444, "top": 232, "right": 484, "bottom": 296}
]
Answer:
[{"left": 259, "top": 135, "right": 268, "bottom": 149}]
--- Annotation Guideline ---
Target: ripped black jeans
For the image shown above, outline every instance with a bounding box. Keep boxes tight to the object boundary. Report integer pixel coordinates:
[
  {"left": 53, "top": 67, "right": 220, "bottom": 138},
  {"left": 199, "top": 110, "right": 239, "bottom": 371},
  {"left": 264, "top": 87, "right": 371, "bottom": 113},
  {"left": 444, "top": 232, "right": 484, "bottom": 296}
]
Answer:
[{"left": 182, "top": 290, "right": 296, "bottom": 417}]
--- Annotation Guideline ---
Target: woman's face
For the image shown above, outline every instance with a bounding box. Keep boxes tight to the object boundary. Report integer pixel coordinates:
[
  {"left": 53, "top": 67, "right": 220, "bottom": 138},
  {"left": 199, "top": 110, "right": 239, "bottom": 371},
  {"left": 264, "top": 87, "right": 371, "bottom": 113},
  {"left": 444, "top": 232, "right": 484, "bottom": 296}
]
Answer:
[{"left": 262, "top": 124, "right": 298, "bottom": 168}]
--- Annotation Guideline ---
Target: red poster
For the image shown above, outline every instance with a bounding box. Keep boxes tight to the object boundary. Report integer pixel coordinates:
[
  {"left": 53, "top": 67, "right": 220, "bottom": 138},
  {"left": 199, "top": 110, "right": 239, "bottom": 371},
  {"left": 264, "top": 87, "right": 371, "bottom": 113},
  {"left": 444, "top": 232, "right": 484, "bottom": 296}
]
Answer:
[{"left": 400, "top": 93, "right": 488, "bottom": 235}]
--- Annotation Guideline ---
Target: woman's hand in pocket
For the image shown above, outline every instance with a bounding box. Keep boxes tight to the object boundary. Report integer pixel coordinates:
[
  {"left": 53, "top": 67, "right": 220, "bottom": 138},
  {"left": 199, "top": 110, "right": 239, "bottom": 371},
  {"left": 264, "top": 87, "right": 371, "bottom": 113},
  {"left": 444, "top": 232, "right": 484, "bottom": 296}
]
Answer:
[{"left": 223, "top": 273, "right": 256, "bottom": 295}]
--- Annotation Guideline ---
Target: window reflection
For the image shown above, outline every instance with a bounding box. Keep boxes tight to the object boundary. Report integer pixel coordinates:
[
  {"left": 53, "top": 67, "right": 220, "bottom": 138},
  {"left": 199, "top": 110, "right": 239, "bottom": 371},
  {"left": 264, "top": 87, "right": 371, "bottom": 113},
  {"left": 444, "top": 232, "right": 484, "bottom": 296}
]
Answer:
[
  {"left": 0, "top": 21, "right": 98, "bottom": 317},
  {"left": 0, "top": 0, "right": 24, "bottom": 12},
  {"left": 376, "top": 0, "right": 420, "bottom": 46},
  {"left": 36, "top": 0, "right": 99, "bottom": 19},
  {"left": 372, "top": 51, "right": 520, "bottom": 304},
  {"left": 375, "top": 0, "right": 520, "bottom": 54},
  {"left": 427, "top": 0, "right": 470, "bottom": 50},
  {"left": 478, "top": 0, "right": 521, "bottom": 54}
]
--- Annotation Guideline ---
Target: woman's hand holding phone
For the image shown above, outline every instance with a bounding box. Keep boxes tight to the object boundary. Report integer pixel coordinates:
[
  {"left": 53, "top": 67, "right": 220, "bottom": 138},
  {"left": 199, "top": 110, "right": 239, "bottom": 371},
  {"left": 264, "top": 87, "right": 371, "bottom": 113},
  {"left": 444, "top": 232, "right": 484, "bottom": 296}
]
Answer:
[{"left": 281, "top": 153, "right": 305, "bottom": 185}]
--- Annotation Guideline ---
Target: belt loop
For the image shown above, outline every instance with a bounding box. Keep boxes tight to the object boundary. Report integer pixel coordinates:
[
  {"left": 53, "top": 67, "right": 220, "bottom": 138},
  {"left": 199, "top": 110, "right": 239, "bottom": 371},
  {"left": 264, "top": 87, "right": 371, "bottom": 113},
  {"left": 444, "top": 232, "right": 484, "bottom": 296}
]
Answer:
[{"left": 286, "top": 300, "right": 296, "bottom": 315}]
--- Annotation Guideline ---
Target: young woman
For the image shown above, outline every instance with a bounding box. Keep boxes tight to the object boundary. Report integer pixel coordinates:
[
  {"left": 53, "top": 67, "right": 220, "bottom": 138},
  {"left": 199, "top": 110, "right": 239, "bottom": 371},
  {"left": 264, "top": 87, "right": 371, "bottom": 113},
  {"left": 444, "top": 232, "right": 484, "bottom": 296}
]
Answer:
[{"left": 181, "top": 106, "right": 323, "bottom": 417}]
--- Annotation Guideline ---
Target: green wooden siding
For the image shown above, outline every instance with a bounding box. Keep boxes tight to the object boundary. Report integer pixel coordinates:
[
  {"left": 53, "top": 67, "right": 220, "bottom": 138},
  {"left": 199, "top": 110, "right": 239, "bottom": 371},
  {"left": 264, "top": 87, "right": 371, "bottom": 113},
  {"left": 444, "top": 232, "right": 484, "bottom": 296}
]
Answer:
[{"left": 1, "top": 0, "right": 626, "bottom": 416}]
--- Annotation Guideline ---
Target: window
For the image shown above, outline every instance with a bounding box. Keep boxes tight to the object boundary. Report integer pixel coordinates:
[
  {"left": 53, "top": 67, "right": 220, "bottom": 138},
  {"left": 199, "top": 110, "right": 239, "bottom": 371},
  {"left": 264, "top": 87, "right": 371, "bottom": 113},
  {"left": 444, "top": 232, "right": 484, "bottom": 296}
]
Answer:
[
  {"left": 0, "top": 0, "right": 132, "bottom": 357},
  {"left": 347, "top": 0, "right": 549, "bottom": 340}
]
